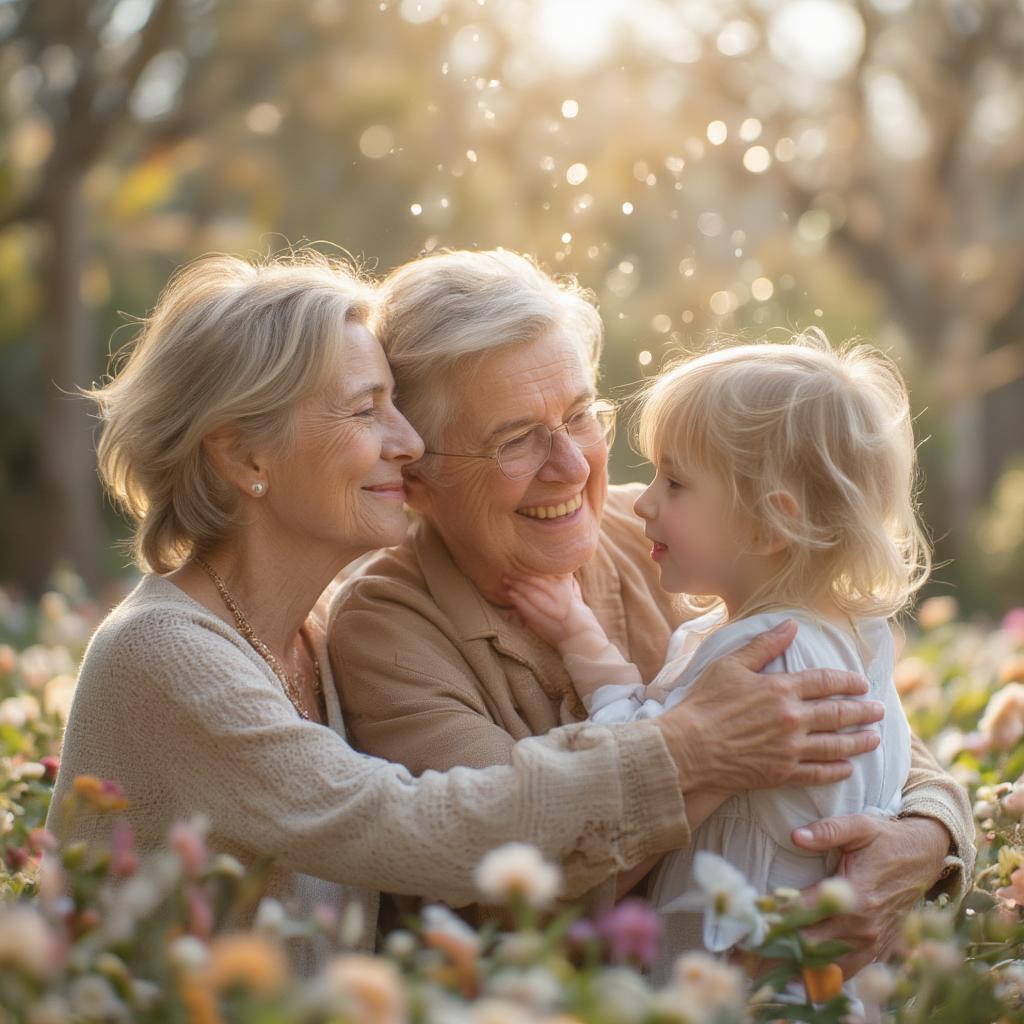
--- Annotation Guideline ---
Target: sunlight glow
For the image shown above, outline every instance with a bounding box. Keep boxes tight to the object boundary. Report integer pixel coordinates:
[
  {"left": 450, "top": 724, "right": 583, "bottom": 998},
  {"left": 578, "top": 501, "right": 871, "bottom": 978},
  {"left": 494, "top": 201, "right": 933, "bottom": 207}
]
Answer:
[
  {"left": 769, "top": 0, "right": 864, "bottom": 80},
  {"left": 534, "top": 0, "right": 626, "bottom": 69}
]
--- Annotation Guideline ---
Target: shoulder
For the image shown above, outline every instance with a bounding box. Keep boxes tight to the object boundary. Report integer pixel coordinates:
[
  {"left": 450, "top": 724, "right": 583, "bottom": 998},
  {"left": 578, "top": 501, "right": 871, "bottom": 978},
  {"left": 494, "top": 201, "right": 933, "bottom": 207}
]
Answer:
[
  {"left": 77, "top": 576, "right": 273, "bottom": 702},
  {"left": 680, "top": 609, "right": 867, "bottom": 680}
]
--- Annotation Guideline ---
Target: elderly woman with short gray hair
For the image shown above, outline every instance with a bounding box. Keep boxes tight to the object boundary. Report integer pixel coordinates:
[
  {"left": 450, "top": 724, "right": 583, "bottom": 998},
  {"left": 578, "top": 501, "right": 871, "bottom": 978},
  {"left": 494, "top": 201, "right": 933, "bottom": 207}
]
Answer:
[{"left": 329, "top": 248, "right": 973, "bottom": 975}]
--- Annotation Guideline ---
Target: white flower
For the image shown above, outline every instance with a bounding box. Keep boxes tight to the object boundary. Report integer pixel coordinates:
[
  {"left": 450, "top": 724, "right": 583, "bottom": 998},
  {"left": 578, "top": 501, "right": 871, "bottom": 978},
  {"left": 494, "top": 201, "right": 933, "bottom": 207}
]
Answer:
[
  {"left": 475, "top": 843, "right": 562, "bottom": 909},
  {"left": 665, "top": 852, "right": 767, "bottom": 949},
  {"left": 0, "top": 907, "right": 57, "bottom": 978},
  {"left": 13, "top": 760, "right": 46, "bottom": 781},
  {"left": 857, "top": 962, "right": 896, "bottom": 1004},
  {"left": 669, "top": 951, "right": 747, "bottom": 1021},
  {"left": 0, "top": 695, "right": 40, "bottom": 728},
  {"left": 68, "top": 975, "right": 127, "bottom": 1022},
  {"left": 486, "top": 966, "right": 563, "bottom": 1011},
  {"left": 593, "top": 967, "right": 652, "bottom": 1024},
  {"left": 384, "top": 929, "right": 417, "bottom": 960},
  {"left": 42, "top": 673, "right": 77, "bottom": 721},
  {"left": 911, "top": 938, "right": 962, "bottom": 971},
  {"left": 817, "top": 876, "right": 857, "bottom": 914},
  {"left": 254, "top": 897, "right": 288, "bottom": 937},
  {"left": 167, "top": 935, "right": 209, "bottom": 973}
]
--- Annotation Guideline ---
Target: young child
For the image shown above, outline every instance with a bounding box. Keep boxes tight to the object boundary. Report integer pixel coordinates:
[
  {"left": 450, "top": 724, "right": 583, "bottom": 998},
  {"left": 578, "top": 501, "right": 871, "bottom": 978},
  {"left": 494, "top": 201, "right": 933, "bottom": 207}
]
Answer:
[{"left": 505, "top": 333, "right": 929, "bottom": 979}]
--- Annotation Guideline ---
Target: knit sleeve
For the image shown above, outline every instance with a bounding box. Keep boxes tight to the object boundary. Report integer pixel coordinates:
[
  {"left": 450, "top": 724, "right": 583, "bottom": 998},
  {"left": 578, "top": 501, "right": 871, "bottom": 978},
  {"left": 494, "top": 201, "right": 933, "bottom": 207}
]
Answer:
[
  {"left": 119, "top": 609, "right": 689, "bottom": 905},
  {"left": 901, "top": 733, "right": 975, "bottom": 903}
]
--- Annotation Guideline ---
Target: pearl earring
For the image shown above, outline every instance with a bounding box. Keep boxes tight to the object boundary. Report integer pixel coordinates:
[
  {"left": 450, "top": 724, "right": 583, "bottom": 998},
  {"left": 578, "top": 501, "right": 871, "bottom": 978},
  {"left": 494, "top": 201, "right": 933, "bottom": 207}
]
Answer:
[{"left": 251, "top": 481, "right": 266, "bottom": 496}]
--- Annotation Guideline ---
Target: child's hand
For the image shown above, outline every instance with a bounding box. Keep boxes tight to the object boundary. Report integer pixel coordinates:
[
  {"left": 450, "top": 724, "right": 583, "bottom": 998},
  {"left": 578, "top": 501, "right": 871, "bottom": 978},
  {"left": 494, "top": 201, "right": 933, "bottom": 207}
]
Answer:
[{"left": 504, "top": 573, "right": 603, "bottom": 649}]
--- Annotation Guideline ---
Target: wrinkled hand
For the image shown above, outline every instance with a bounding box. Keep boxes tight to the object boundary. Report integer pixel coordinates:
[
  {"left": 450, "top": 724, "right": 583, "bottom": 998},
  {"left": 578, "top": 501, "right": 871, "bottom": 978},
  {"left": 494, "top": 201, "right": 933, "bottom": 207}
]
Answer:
[
  {"left": 504, "top": 573, "right": 603, "bottom": 649},
  {"left": 792, "top": 813, "right": 951, "bottom": 977},
  {"left": 656, "top": 619, "right": 884, "bottom": 793}
]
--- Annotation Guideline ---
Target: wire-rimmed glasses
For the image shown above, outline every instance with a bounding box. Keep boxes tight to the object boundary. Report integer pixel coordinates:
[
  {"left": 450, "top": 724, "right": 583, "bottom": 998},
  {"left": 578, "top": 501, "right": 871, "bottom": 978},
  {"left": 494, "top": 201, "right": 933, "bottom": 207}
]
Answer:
[{"left": 424, "top": 400, "right": 617, "bottom": 480}]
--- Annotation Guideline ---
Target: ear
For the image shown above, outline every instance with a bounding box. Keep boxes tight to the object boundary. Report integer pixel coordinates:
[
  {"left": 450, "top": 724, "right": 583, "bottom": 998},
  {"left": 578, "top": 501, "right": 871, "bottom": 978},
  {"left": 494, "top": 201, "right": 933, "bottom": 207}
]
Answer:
[
  {"left": 203, "top": 427, "right": 264, "bottom": 497},
  {"left": 750, "top": 490, "right": 800, "bottom": 556}
]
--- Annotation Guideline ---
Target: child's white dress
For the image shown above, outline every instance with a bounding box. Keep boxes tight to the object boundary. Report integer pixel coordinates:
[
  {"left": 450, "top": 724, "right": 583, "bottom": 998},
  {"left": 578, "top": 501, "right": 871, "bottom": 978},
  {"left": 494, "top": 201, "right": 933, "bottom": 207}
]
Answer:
[{"left": 561, "top": 606, "right": 911, "bottom": 984}]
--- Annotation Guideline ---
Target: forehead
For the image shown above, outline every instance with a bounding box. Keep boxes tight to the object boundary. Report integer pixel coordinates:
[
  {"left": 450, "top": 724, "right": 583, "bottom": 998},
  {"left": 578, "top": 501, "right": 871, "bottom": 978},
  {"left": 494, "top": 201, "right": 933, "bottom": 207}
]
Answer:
[
  {"left": 324, "top": 323, "right": 391, "bottom": 394},
  {"left": 455, "top": 331, "right": 595, "bottom": 433}
]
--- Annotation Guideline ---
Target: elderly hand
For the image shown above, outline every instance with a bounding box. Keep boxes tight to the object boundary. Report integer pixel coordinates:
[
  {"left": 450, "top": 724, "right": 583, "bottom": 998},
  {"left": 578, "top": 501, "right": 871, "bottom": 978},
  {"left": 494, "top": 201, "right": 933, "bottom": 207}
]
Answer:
[
  {"left": 656, "top": 619, "right": 883, "bottom": 793},
  {"left": 792, "top": 812, "right": 951, "bottom": 976}
]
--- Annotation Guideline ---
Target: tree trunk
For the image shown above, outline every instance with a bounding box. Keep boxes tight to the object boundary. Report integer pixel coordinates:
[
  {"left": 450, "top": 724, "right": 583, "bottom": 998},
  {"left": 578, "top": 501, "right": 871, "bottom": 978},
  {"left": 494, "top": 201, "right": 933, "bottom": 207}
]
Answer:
[
  {"left": 941, "top": 317, "right": 989, "bottom": 565},
  {"left": 40, "top": 171, "right": 102, "bottom": 589}
]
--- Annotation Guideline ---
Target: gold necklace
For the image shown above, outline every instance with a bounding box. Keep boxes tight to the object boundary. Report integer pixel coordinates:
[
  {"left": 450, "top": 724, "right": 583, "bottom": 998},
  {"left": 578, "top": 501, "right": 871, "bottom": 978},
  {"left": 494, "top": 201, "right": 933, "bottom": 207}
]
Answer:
[{"left": 195, "top": 558, "right": 322, "bottom": 722}]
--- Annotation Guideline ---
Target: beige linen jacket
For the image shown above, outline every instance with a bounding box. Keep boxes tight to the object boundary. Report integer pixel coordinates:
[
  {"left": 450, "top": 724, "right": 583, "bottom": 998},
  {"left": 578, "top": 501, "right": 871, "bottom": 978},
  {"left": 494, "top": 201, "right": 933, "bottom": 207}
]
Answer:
[{"left": 330, "top": 484, "right": 975, "bottom": 900}]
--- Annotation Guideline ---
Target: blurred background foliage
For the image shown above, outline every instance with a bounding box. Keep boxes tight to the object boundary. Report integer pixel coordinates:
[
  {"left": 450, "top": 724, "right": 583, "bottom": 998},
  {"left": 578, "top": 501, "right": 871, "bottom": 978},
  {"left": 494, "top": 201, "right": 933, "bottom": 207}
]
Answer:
[{"left": 0, "top": 0, "right": 1022, "bottom": 612}]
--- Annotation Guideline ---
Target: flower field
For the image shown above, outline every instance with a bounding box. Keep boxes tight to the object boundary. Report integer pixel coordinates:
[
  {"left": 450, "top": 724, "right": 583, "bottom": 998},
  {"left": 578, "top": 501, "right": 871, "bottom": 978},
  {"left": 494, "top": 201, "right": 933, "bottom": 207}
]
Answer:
[{"left": 2, "top": 575, "right": 1024, "bottom": 1023}]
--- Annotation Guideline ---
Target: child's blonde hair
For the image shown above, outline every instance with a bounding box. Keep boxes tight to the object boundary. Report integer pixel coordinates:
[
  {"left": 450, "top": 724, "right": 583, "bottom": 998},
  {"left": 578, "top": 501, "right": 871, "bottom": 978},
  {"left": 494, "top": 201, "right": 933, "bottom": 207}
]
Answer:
[{"left": 635, "top": 331, "right": 931, "bottom": 620}]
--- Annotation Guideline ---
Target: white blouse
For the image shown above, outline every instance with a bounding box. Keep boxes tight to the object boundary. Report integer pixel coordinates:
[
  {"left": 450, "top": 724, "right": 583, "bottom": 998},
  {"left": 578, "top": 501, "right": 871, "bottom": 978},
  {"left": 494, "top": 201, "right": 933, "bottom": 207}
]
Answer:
[{"left": 563, "top": 606, "right": 911, "bottom": 965}]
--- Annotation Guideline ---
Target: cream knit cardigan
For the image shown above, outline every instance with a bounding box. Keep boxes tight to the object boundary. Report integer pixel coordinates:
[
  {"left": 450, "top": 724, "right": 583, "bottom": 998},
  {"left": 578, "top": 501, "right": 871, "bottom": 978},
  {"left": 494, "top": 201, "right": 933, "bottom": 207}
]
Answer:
[{"left": 46, "top": 575, "right": 689, "bottom": 970}]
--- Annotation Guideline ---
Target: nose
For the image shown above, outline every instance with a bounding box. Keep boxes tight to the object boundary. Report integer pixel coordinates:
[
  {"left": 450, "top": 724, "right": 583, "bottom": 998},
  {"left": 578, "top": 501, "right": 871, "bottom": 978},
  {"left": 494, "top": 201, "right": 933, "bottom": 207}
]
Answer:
[
  {"left": 384, "top": 408, "right": 425, "bottom": 463},
  {"left": 536, "top": 426, "right": 589, "bottom": 483},
  {"left": 633, "top": 481, "right": 657, "bottom": 521}
]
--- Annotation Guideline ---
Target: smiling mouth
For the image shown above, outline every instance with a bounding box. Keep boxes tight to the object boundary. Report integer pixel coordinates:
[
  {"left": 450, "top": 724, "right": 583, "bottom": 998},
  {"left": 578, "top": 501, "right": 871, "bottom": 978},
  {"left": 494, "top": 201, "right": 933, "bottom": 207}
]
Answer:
[{"left": 518, "top": 492, "right": 584, "bottom": 521}]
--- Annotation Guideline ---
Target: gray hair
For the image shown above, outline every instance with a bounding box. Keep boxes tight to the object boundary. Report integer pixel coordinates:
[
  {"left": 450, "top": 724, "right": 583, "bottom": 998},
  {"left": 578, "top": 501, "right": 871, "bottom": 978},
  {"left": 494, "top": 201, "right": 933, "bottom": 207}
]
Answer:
[
  {"left": 88, "top": 251, "right": 374, "bottom": 573},
  {"left": 374, "top": 249, "right": 603, "bottom": 446}
]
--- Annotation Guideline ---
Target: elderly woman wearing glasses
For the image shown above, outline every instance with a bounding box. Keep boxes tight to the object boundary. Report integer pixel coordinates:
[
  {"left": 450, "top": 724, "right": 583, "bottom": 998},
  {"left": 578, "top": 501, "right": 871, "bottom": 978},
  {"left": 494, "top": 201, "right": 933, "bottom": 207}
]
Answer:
[{"left": 329, "top": 249, "right": 972, "bottom": 973}]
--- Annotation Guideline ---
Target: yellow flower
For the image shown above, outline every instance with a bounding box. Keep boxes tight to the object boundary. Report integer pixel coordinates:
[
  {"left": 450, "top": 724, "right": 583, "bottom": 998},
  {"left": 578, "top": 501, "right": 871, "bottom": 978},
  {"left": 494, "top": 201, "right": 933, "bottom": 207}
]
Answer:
[
  {"left": 203, "top": 934, "right": 287, "bottom": 997},
  {"left": 72, "top": 775, "right": 128, "bottom": 812}
]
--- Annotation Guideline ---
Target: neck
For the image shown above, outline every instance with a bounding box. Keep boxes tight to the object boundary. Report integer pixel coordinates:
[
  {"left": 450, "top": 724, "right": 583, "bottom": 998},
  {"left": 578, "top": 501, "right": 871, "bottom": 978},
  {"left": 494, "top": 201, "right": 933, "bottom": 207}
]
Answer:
[
  {"left": 723, "top": 576, "right": 846, "bottom": 626},
  {"left": 172, "top": 523, "right": 362, "bottom": 657}
]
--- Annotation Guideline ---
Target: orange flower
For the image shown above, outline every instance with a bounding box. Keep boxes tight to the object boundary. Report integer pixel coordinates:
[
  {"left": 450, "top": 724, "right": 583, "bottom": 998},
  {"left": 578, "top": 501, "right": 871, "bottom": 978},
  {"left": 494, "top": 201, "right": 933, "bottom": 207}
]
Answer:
[
  {"left": 72, "top": 776, "right": 128, "bottom": 812},
  {"left": 1000, "top": 655, "right": 1024, "bottom": 685},
  {"left": 203, "top": 934, "right": 287, "bottom": 997},
  {"left": 802, "top": 963, "right": 844, "bottom": 1004},
  {"left": 180, "top": 976, "right": 224, "bottom": 1024}
]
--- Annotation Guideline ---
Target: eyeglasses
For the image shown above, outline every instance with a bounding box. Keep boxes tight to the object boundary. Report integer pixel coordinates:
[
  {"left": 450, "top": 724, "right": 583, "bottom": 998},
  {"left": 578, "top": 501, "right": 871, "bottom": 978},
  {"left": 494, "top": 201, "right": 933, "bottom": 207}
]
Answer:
[{"left": 425, "top": 400, "right": 618, "bottom": 480}]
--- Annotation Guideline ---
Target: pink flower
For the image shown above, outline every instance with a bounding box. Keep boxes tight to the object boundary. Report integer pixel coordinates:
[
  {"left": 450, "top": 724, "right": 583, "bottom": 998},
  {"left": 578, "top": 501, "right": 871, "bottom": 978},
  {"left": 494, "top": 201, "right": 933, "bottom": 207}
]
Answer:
[
  {"left": 1003, "top": 779, "right": 1024, "bottom": 819},
  {"left": 597, "top": 899, "right": 663, "bottom": 968},
  {"left": 110, "top": 821, "right": 138, "bottom": 878},
  {"left": 26, "top": 829, "right": 57, "bottom": 858},
  {"left": 186, "top": 883, "right": 215, "bottom": 940},
  {"left": 169, "top": 820, "right": 207, "bottom": 876},
  {"left": 1002, "top": 608, "right": 1024, "bottom": 642},
  {"left": 997, "top": 866, "right": 1024, "bottom": 907},
  {"left": 40, "top": 756, "right": 60, "bottom": 783},
  {"left": 978, "top": 683, "right": 1024, "bottom": 752}
]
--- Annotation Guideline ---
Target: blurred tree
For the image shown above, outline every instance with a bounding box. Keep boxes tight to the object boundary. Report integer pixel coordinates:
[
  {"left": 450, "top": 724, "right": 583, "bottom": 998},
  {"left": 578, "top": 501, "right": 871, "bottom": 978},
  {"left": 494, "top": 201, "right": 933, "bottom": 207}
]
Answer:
[
  {"left": 0, "top": 0, "right": 181, "bottom": 586},
  {"left": 1, "top": 0, "right": 1021, "bottom": 608}
]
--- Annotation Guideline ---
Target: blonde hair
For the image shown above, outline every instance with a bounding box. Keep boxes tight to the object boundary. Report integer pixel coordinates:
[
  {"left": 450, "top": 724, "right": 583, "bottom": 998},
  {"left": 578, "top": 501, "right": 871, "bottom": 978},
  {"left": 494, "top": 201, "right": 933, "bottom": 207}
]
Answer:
[
  {"left": 88, "top": 251, "right": 373, "bottom": 574},
  {"left": 636, "top": 332, "right": 931, "bottom": 620},
  {"left": 375, "top": 249, "right": 603, "bottom": 446}
]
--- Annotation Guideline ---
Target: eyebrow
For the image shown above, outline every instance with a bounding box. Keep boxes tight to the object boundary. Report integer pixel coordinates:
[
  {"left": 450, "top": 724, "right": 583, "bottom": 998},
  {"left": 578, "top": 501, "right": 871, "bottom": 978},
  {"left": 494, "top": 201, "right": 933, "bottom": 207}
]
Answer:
[
  {"left": 484, "top": 389, "right": 595, "bottom": 442},
  {"left": 344, "top": 383, "right": 388, "bottom": 405}
]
